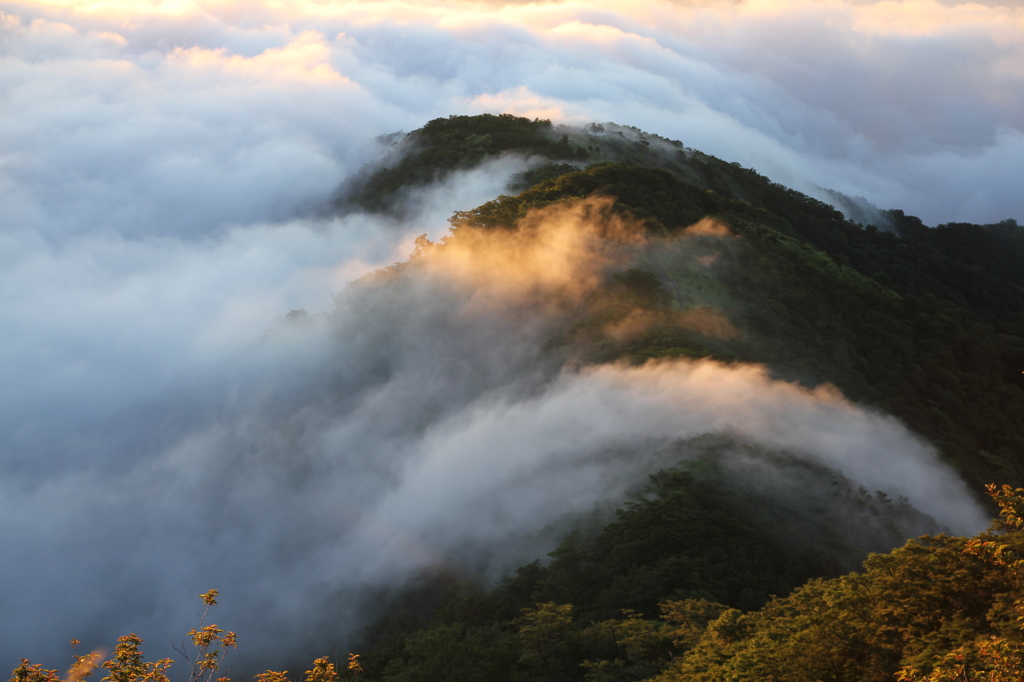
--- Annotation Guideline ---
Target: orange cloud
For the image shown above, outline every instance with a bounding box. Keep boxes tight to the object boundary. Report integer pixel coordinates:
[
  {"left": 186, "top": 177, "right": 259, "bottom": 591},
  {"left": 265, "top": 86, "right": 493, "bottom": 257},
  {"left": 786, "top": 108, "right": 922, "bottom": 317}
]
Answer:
[
  {"left": 465, "top": 86, "right": 572, "bottom": 123},
  {"left": 416, "top": 197, "right": 636, "bottom": 315},
  {"left": 676, "top": 306, "right": 738, "bottom": 339},
  {"left": 168, "top": 30, "right": 353, "bottom": 85},
  {"left": 683, "top": 218, "right": 732, "bottom": 238}
]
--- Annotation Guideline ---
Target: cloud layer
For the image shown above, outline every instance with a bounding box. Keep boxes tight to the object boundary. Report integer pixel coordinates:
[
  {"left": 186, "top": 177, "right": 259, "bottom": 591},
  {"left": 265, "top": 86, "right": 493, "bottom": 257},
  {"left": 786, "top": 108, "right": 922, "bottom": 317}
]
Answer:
[
  {"left": 4, "top": 0, "right": 1023, "bottom": 231},
  {"left": 0, "top": 194, "right": 987, "bottom": 673},
  {"left": 0, "top": 0, "right": 1012, "bottom": 675}
]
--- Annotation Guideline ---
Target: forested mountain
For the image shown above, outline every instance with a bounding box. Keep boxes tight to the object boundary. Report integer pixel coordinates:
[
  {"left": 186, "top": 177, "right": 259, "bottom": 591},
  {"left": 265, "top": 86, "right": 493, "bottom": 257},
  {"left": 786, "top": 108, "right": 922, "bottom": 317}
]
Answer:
[
  {"left": 335, "top": 114, "right": 1024, "bottom": 682},
  {"left": 347, "top": 113, "right": 1024, "bottom": 491},
  {"left": 13, "top": 114, "right": 1024, "bottom": 682}
]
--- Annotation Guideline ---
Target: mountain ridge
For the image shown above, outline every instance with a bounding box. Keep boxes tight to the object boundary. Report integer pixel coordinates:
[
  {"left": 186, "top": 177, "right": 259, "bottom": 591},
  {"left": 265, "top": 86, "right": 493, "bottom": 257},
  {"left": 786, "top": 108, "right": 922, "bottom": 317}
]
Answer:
[
  {"left": 322, "top": 113, "right": 1024, "bottom": 679},
  {"left": 12, "top": 113, "right": 1024, "bottom": 682},
  {"left": 337, "top": 115, "right": 1024, "bottom": 492}
]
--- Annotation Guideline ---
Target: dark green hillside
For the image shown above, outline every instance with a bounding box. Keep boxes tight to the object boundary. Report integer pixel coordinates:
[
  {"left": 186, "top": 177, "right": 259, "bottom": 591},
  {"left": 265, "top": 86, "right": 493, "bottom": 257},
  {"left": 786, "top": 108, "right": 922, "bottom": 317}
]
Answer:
[
  {"left": 356, "top": 446, "right": 944, "bottom": 682},
  {"left": 331, "top": 113, "right": 1024, "bottom": 679},
  {"left": 652, "top": 528, "right": 1024, "bottom": 682},
  {"left": 446, "top": 161, "right": 1024, "bottom": 489},
  {"left": 350, "top": 114, "right": 1024, "bottom": 335},
  {"left": 328, "top": 114, "right": 1024, "bottom": 680},
  {"left": 343, "top": 114, "right": 588, "bottom": 211},
  {"left": 353, "top": 483, "right": 1024, "bottom": 682}
]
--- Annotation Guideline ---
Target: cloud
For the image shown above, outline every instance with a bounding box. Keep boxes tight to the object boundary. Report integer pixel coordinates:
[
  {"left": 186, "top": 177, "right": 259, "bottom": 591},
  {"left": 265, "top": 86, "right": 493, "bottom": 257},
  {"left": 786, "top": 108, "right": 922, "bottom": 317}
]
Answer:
[
  {"left": 0, "top": 156, "right": 532, "bottom": 471},
  {"left": 0, "top": 195, "right": 987, "bottom": 673},
  {"left": 4, "top": 0, "right": 1024, "bottom": 232},
  {"left": 0, "top": 0, "right": 1011, "bottom": 674}
]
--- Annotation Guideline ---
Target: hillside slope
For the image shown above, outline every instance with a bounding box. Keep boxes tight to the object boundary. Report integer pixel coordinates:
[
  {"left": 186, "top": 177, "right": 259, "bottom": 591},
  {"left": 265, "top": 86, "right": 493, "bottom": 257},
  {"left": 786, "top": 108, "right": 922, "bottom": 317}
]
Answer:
[
  {"left": 315, "top": 114, "right": 1024, "bottom": 682},
  {"left": 342, "top": 116, "right": 1024, "bottom": 490}
]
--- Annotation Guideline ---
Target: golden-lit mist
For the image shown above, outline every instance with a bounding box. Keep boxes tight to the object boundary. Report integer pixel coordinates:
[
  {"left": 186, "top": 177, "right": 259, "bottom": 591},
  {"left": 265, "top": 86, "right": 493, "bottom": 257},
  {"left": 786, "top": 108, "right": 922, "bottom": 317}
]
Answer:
[
  {"left": 403, "top": 197, "right": 744, "bottom": 354},
  {"left": 66, "top": 650, "right": 104, "bottom": 682},
  {"left": 675, "top": 306, "right": 738, "bottom": 338},
  {"left": 413, "top": 197, "right": 642, "bottom": 313},
  {"left": 682, "top": 218, "right": 732, "bottom": 238},
  {"left": 601, "top": 306, "right": 739, "bottom": 344}
]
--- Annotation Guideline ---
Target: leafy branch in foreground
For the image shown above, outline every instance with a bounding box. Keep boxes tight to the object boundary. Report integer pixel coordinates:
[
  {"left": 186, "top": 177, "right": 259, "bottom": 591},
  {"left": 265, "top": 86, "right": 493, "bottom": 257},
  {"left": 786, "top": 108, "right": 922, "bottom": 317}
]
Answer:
[
  {"left": 173, "top": 589, "right": 235, "bottom": 682},
  {"left": 897, "top": 485, "right": 1024, "bottom": 682},
  {"left": 10, "top": 640, "right": 103, "bottom": 682},
  {"left": 8, "top": 592, "right": 360, "bottom": 682}
]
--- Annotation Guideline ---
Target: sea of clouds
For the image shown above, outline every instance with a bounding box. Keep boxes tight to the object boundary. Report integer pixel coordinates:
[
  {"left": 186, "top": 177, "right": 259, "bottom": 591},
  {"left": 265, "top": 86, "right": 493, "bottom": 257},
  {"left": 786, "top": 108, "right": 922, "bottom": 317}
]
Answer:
[{"left": 1, "top": 0, "right": 1018, "bottom": 674}]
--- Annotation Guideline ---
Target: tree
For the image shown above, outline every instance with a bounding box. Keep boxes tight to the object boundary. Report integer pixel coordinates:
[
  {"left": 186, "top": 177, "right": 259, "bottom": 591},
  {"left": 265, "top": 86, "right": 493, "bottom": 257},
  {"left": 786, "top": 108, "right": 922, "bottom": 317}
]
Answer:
[
  {"left": 897, "top": 485, "right": 1024, "bottom": 682},
  {"left": 10, "top": 592, "right": 360, "bottom": 682}
]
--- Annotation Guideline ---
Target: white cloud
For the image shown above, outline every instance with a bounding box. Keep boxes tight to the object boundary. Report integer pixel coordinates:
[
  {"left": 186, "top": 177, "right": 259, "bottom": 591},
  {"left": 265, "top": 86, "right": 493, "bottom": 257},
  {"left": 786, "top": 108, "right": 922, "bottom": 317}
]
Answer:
[
  {"left": 0, "top": 0, "right": 1013, "bottom": 672},
  {"left": 0, "top": 188, "right": 989, "bottom": 671}
]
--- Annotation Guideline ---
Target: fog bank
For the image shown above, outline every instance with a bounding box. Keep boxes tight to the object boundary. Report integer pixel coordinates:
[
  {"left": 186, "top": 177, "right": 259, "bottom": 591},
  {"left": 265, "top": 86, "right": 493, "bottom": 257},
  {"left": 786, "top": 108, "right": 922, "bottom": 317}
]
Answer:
[
  {"left": 0, "top": 197, "right": 986, "bottom": 672},
  {"left": 0, "top": 0, "right": 1009, "bottom": 673}
]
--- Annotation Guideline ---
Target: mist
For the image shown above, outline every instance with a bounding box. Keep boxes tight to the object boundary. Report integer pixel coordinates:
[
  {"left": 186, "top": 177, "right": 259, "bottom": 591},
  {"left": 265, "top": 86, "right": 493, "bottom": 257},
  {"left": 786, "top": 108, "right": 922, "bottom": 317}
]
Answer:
[
  {"left": 0, "top": 192, "right": 988, "bottom": 672},
  {"left": 0, "top": 0, "right": 1012, "bottom": 675}
]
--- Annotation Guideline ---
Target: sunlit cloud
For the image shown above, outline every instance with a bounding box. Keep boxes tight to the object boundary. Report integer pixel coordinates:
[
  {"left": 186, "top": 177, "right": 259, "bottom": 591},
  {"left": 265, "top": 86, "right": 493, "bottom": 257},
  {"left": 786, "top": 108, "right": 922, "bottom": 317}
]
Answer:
[
  {"left": 4, "top": 0, "right": 1023, "bottom": 222},
  {"left": 465, "top": 85, "right": 572, "bottom": 121},
  {"left": 169, "top": 31, "right": 352, "bottom": 85}
]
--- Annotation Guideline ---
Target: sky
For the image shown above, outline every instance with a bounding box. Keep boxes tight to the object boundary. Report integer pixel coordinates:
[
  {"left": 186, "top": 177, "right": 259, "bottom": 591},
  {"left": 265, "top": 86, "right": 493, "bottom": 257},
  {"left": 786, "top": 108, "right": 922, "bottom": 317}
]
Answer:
[{"left": 0, "top": 0, "right": 1018, "bottom": 675}]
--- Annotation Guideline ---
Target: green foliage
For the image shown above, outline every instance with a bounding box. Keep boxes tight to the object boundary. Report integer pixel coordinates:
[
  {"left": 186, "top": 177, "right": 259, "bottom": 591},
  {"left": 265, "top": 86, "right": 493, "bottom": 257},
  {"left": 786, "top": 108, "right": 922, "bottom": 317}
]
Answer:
[
  {"left": 578, "top": 609, "right": 676, "bottom": 681},
  {"left": 102, "top": 636, "right": 173, "bottom": 682},
  {"left": 513, "top": 603, "right": 578, "bottom": 678},
  {"left": 359, "top": 497, "right": 1020, "bottom": 682},
  {"left": 10, "top": 662, "right": 62, "bottom": 682},
  {"left": 608, "top": 269, "right": 671, "bottom": 309},
  {"left": 508, "top": 163, "right": 583, "bottom": 192},
  {"left": 347, "top": 114, "right": 588, "bottom": 211},
  {"left": 657, "top": 599, "right": 728, "bottom": 652},
  {"left": 642, "top": 486, "right": 1024, "bottom": 682},
  {"left": 448, "top": 162, "right": 729, "bottom": 233},
  {"left": 380, "top": 624, "right": 518, "bottom": 682},
  {"left": 654, "top": 533, "right": 1020, "bottom": 681},
  {"left": 354, "top": 449, "right": 946, "bottom": 681},
  {"left": 897, "top": 485, "right": 1024, "bottom": 682}
]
